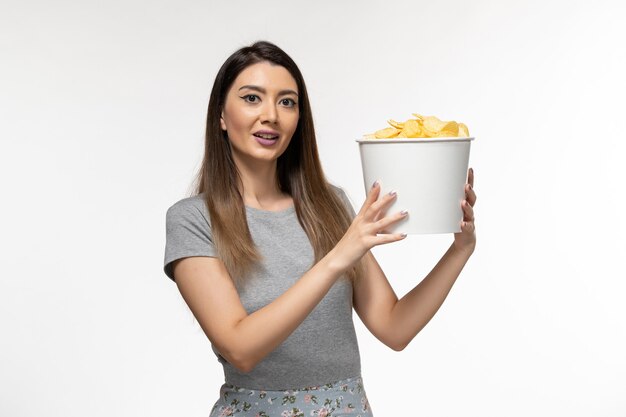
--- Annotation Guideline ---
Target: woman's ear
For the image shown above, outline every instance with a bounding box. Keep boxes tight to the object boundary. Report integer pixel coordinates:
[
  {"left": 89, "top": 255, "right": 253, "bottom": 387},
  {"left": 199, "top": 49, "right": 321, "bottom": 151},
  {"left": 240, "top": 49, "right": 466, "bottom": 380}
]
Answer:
[{"left": 220, "top": 111, "right": 227, "bottom": 131}]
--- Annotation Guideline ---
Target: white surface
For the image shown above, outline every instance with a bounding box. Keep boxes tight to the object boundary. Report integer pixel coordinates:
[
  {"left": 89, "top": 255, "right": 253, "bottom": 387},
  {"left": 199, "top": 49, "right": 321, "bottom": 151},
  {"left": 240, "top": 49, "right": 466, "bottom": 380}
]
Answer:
[
  {"left": 357, "top": 137, "right": 473, "bottom": 234},
  {"left": 1, "top": 0, "right": 625, "bottom": 416}
]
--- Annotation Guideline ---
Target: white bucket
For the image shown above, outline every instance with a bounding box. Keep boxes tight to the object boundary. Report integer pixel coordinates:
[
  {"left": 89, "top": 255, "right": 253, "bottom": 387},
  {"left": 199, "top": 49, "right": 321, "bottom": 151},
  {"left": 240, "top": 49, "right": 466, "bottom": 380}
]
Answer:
[{"left": 356, "top": 137, "right": 474, "bottom": 234}]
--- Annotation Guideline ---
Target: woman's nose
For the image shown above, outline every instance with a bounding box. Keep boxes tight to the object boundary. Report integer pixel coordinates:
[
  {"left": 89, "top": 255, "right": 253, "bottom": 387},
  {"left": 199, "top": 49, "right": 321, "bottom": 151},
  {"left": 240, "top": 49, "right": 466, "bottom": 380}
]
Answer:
[{"left": 260, "top": 103, "right": 278, "bottom": 123}]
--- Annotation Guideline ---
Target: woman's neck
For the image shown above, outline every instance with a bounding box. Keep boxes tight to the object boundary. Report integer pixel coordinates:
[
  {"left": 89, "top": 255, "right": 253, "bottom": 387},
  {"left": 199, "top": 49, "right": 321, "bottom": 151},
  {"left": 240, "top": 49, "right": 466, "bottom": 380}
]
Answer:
[{"left": 235, "top": 158, "right": 288, "bottom": 208}]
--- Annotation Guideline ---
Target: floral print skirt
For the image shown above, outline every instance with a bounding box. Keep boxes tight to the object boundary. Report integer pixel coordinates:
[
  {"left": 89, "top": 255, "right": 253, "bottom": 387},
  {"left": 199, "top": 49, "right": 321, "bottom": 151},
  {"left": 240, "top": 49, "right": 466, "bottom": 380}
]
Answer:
[{"left": 209, "top": 374, "right": 373, "bottom": 417}]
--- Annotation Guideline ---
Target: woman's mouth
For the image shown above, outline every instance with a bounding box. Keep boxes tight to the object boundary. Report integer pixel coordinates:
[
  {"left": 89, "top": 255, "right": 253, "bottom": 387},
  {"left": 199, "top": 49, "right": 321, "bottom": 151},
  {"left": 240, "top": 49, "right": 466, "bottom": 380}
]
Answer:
[
  {"left": 253, "top": 133, "right": 279, "bottom": 140},
  {"left": 253, "top": 133, "right": 279, "bottom": 146}
]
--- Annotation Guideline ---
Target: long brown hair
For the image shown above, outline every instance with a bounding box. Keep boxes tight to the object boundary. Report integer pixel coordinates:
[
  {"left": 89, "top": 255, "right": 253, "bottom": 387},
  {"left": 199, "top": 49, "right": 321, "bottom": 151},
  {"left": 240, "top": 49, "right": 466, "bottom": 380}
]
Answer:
[{"left": 189, "top": 40, "right": 365, "bottom": 287}]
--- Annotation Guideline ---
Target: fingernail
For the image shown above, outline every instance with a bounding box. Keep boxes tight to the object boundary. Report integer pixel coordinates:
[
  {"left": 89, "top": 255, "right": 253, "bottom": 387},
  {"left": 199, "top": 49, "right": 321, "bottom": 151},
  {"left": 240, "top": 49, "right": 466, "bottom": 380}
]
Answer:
[
  {"left": 372, "top": 180, "right": 379, "bottom": 189},
  {"left": 400, "top": 233, "right": 407, "bottom": 238},
  {"left": 400, "top": 209, "right": 409, "bottom": 216},
  {"left": 469, "top": 184, "right": 473, "bottom": 190},
  {"left": 388, "top": 190, "right": 397, "bottom": 196}
]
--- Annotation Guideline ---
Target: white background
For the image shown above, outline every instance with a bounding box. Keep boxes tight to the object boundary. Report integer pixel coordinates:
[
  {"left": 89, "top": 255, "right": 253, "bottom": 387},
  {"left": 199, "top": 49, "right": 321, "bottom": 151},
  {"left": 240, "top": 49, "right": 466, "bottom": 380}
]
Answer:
[{"left": 1, "top": 0, "right": 625, "bottom": 416}]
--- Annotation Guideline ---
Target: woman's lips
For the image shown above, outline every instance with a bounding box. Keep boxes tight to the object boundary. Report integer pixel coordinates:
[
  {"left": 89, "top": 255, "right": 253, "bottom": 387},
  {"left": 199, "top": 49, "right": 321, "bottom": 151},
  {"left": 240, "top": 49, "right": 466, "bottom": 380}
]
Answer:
[
  {"left": 254, "top": 130, "right": 279, "bottom": 137},
  {"left": 253, "top": 134, "right": 279, "bottom": 146}
]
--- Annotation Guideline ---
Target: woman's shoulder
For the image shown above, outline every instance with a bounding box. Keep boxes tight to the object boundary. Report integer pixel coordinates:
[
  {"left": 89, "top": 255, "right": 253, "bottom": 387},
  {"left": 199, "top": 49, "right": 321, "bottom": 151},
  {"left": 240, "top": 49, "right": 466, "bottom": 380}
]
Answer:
[
  {"left": 166, "top": 194, "right": 210, "bottom": 224},
  {"left": 168, "top": 193, "right": 206, "bottom": 209},
  {"left": 170, "top": 194, "right": 204, "bottom": 207},
  {"left": 327, "top": 183, "right": 355, "bottom": 214},
  {"left": 327, "top": 182, "right": 348, "bottom": 198}
]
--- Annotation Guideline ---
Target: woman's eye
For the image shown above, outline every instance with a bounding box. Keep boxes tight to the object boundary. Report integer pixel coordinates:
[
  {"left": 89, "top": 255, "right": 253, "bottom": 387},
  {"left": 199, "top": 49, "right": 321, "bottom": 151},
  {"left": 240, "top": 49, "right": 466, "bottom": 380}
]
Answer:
[
  {"left": 281, "top": 98, "right": 297, "bottom": 107},
  {"left": 242, "top": 95, "right": 259, "bottom": 103}
]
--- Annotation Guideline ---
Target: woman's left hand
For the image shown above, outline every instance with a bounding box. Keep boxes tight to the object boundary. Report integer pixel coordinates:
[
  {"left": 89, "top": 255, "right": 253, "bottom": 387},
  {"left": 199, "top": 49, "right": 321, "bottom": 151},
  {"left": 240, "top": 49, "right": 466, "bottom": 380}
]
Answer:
[{"left": 453, "top": 167, "right": 477, "bottom": 255}]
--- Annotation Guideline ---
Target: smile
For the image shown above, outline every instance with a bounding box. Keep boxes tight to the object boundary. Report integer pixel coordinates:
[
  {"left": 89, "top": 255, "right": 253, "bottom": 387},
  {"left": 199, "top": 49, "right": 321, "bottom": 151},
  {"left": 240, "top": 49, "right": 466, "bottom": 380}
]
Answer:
[
  {"left": 253, "top": 135, "right": 279, "bottom": 146},
  {"left": 253, "top": 133, "right": 279, "bottom": 140}
]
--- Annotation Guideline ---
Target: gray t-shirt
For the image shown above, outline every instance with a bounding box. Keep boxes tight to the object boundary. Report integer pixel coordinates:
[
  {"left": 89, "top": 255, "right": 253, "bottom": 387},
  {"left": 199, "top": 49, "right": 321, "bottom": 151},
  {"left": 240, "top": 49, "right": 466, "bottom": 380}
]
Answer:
[{"left": 163, "top": 184, "right": 362, "bottom": 390}]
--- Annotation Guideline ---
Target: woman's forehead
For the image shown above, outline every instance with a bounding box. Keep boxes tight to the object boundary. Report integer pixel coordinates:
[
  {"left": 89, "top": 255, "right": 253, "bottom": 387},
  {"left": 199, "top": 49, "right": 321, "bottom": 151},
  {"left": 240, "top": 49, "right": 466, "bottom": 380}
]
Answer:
[{"left": 232, "top": 62, "right": 298, "bottom": 93}]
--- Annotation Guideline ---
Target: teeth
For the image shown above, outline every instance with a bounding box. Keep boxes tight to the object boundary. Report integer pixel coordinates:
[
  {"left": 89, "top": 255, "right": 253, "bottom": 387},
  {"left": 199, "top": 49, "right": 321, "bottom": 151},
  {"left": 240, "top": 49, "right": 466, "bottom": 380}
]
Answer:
[{"left": 255, "top": 133, "right": 278, "bottom": 139}]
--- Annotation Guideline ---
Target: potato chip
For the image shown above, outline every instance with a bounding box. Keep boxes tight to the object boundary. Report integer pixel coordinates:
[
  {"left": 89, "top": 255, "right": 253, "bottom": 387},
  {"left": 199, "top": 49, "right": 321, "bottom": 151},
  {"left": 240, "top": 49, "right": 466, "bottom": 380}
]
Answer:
[
  {"left": 458, "top": 123, "right": 469, "bottom": 137},
  {"left": 440, "top": 121, "right": 459, "bottom": 136},
  {"left": 422, "top": 116, "right": 449, "bottom": 133},
  {"left": 387, "top": 119, "right": 405, "bottom": 130},
  {"left": 365, "top": 113, "right": 469, "bottom": 138},
  {"left": 373, "top": 127, "right": 400, "bottom": 138},
  {"left": 434, "top": 130, "right": 455, "bottom": 137},
  {"left": 401, "top": 119, "right": 423, "bottom": 137}
]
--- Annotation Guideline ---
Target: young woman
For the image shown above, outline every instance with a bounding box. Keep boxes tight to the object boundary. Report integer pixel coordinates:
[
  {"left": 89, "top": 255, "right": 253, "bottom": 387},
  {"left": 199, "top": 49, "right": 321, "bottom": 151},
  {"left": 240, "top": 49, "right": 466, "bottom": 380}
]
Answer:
[{"left": 163, "top": 40, "right": 477, "bottom": 417}]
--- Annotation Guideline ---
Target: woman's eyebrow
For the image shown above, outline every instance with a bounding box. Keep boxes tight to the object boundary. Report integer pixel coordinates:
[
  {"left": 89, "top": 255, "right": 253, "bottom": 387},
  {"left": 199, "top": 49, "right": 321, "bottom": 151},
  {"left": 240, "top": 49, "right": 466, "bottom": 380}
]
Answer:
[{"left": 238, "top": 85, "right": 299, "bottom": 97}]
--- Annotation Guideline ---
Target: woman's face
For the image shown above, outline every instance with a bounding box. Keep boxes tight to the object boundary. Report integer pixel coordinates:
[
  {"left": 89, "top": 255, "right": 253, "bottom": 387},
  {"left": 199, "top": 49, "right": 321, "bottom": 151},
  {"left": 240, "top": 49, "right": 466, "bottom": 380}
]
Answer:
[{"left": 220, "top": 61, "right": 300, "bottom": 167}]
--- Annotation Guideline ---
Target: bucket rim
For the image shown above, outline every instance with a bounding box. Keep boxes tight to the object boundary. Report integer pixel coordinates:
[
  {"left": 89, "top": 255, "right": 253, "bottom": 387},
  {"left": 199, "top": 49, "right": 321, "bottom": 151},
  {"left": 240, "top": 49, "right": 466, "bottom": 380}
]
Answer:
[{"left": 356, "top": 136, "right": 474, "bottom": 143}]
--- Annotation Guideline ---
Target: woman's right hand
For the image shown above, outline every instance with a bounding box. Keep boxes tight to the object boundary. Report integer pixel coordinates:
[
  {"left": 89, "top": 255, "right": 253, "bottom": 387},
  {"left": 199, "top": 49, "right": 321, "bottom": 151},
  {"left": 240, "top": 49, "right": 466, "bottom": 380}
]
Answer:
[{"left": 332, "top": 181, "right": 408, "bottom": 273}]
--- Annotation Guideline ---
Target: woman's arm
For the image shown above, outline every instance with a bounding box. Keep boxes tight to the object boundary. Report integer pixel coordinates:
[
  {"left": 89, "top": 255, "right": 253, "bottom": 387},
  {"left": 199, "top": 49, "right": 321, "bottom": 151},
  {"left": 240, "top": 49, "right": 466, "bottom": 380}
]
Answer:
[
  {"left": 174, "top": 182, "right": 407, "bottom": 373},
  {"left": 386, "top": 244, "right": 473, "bottom": 350},
  {"left": 353, "top": 168, "right": 477, "bottom": 350},
  {"left": 353, "top": 244, "right": 472, "bottom": 351},
  {"left": 174, "top": 250, "right": 346, "bottom": 373}
]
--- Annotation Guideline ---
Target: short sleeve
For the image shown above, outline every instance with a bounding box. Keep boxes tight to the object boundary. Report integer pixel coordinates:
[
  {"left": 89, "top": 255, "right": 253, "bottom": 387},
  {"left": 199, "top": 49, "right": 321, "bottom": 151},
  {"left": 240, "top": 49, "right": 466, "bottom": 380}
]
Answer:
[
  {"left": 332, "top": 185, "right": 357, "bottom": 220},
  {"left": 163, "top": 199, "right": 218, "bottom": 282}
]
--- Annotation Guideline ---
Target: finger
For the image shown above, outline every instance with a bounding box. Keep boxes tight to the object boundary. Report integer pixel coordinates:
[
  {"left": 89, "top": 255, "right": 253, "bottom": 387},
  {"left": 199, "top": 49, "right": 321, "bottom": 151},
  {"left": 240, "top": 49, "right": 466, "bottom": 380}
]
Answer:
[
  {"left": 372, "top": 231, "right": 408, "bottom": 245},
  {"left": 465, "top": 184, "right": 477, "bottom": 207},
  {"left": 469, "top": 167, "right": 474, "bottom": 188},
  {"left": 371, "top": 209, "right": 409, "bottom": 234},
  {"left": 359, "top": 180, "right": 382, "bottom": 215},
  {"left": 462, "top": 200, "right": 474, "bottom": 221},
  {"left": 461, "top": 220, "right": 475, "bottom": 231},
  {"left": 367, "top": 189, "right": 398, "bottom": 220}
]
